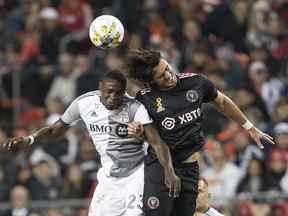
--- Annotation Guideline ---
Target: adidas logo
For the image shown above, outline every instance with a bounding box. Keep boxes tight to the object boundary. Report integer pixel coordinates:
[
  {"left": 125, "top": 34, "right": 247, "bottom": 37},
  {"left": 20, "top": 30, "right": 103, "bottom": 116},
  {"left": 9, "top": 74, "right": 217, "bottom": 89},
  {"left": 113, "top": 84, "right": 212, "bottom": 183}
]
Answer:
[{"left": 91, "top": 111, "right": 97, "bottom": 117}]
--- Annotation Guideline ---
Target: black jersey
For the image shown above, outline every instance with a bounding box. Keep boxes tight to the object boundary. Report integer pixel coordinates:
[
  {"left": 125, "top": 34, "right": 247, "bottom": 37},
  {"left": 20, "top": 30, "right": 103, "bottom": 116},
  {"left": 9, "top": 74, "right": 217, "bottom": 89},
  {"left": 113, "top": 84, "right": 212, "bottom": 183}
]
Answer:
[{"left": 136, "top": 73, "right": 218, "bottom": 164}]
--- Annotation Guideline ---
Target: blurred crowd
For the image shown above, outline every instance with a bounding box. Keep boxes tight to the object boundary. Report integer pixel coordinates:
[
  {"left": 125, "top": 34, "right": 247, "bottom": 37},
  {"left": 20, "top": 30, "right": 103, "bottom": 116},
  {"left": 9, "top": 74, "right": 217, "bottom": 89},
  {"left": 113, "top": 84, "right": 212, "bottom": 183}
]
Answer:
[{"left": 0, "top": 0, "right": 288, "bottom": 215}]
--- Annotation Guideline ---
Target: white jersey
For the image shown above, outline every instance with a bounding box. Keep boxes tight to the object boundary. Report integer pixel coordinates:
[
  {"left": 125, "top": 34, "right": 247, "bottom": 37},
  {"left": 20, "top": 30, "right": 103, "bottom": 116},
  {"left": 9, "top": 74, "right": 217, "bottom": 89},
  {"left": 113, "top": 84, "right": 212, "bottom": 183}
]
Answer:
[
  {"left": 61, "top": 90, "right": 152, "bottom": 177},
  {"left": 204, "top": 207, "right": 224, "bottom": 216}
]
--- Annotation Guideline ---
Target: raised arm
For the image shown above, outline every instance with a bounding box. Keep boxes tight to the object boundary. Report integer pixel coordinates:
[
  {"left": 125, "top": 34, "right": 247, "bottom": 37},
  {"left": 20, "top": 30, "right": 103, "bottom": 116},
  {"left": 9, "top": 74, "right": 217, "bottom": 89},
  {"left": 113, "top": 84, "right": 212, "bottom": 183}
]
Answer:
[
  {"left": 3, "top": 120, "right": 69, "bottom": 150},
  {"left": 213, "top": 90, "right": 274, "bottom": 148},
  {"left": 3, "top": 97, "right": 81, "bottom": 150}
]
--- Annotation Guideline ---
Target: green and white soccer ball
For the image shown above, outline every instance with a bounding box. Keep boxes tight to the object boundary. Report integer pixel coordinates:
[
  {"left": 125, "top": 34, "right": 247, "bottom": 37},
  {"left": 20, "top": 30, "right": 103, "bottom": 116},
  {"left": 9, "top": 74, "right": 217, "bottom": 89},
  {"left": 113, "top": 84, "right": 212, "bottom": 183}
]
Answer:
[{"left": 89, "top": 15, "right": 124, "bottom": 49}]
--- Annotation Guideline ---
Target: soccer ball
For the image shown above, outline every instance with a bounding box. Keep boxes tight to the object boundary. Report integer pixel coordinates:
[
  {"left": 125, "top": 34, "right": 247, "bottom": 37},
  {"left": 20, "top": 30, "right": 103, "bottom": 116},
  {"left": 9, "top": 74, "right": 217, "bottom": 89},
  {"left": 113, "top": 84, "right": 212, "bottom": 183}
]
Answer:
[{"left": 89, "top": 15, "right": 124, "bottom": 49}]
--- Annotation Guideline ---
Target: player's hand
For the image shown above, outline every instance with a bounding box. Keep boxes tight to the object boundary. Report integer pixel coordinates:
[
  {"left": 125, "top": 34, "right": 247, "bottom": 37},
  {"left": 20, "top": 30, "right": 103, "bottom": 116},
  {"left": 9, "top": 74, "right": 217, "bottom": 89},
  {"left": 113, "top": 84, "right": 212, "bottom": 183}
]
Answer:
[
  {"left": 128, "top": 122, "right": 144, "bottom": 140},
  {"left": 164, "top": 169, "right": 181, "bottom": 198},
  {"left": 248, "top": 126, "right": 275, "bottom": 149},
  {"left": 2, "top": 136, "right": 30, "bottom": 150}
]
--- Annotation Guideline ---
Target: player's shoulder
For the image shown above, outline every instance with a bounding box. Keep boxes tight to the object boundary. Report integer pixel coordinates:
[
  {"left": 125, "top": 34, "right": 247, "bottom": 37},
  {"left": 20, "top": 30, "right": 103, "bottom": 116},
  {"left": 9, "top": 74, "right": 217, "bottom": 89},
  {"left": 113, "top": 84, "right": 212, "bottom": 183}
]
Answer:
[
  {"left": 77, "top": 90, "right": 100, "bottom": 102},
  {"left": 177, "top": 73, "right": 209, "bottom": 85},
  {"left": 177, "top": 72, "right": 200, "bottom": 80},
  {"left": 138, "top": 87, "right": 152, "bottom": 96},
  {"left": 135, "top": 87, "right": 152, "bottom": 101},
  {"left": 123, "top": 94, "right": 142, "bottom": 106}
]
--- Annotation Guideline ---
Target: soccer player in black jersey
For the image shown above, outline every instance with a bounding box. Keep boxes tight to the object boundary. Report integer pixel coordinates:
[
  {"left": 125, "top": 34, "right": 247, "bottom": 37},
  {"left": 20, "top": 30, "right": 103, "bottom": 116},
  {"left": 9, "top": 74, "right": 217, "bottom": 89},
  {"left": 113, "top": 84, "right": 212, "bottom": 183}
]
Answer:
[{"left": 125, "top": 50, "right": 274, "bottom": 216}]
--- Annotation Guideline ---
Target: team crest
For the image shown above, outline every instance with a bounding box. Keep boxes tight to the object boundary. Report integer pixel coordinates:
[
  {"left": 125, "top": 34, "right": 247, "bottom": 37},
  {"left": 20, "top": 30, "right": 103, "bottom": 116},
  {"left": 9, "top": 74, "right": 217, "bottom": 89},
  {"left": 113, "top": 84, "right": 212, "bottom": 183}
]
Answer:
[
  {"left": 186, "top": 90, "right": 199, "bottom": 103},
  {"left": 147, "top": 196, "right": 160, "bottom": 209},
  {"left": 155, "top": 97, "right": 165, "bottom": 112},
  {"left": 117, "top": 110, "right": 130, "bottom": 123}
]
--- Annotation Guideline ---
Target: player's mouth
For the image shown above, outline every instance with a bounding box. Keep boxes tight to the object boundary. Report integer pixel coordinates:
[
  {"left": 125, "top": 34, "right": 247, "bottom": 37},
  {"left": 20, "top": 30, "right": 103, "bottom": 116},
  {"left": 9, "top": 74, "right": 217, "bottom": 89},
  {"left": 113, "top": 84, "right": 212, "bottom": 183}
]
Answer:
[{"left": 166, "top": 73, "right": 177, "bottom": 87}]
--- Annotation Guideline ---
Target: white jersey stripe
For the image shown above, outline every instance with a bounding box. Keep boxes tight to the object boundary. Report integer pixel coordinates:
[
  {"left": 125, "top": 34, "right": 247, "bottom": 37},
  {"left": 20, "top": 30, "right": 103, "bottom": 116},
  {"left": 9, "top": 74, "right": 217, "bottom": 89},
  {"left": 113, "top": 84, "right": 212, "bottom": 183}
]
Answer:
[{"left": 204, "top": 207, "right": 224, "bottom": 216}]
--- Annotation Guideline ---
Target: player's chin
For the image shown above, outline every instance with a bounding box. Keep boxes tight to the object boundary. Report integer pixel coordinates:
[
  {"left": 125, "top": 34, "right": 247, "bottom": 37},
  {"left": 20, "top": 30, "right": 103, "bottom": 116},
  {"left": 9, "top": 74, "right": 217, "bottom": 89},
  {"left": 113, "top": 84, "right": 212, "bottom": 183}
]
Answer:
[
  {"left": 163, "top": 82, "right": 175, "bottom": 89},
  {"left": 107, "top": 102, "right": 121, "bottom": 110}
]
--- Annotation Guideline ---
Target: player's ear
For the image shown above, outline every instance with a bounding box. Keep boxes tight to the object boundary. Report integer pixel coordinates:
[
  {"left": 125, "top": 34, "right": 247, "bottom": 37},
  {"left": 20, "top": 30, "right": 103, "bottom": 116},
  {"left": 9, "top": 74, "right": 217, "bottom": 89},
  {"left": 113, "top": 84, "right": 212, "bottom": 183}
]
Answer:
[{"left": 99, "top": 80, "right": 104, "bottom": 91}]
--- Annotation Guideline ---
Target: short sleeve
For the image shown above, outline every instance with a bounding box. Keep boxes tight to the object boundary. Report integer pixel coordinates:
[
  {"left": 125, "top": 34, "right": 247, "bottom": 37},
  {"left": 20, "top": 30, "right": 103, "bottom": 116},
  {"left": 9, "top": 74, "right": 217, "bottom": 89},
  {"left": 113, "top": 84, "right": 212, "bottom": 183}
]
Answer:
[
  {"left": 61, "top": 99, "right": 81, "bottom": 125},
  {"left": 201, "top": 76, "right": 218, "bottom": 102},
  {"left": 134, "top": 103, "right": 153, "bottom": 125}
]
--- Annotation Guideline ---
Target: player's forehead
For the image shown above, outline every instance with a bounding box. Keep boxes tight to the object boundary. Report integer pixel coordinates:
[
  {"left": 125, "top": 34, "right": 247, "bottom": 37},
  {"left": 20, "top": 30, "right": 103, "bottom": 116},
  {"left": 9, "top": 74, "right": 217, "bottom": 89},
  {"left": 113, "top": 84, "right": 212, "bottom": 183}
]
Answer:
[
  {"left": 152, "top": 59, "right": 169, "bottom": 77},
  {"left": 101, "top": 79, "right": 123, "bottom": 90}
]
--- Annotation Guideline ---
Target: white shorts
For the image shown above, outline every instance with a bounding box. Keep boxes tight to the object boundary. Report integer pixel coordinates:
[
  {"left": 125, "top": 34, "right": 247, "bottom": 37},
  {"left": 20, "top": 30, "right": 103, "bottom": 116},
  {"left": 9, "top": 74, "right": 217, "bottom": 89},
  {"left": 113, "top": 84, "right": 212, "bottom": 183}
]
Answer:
[{"left": 88, "top": 163, "right": 144, "bottom": 216}]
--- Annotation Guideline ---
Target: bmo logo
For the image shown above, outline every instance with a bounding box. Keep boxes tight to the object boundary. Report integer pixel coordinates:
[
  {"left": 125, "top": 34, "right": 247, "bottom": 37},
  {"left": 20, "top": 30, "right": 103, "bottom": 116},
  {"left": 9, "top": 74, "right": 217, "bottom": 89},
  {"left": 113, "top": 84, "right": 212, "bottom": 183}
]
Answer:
[
  {"left": 161, "top": 117, "right": 176, "bottom": 130},
  {"left": 89, "top": 124, "right": 112, "bottom": 133}
]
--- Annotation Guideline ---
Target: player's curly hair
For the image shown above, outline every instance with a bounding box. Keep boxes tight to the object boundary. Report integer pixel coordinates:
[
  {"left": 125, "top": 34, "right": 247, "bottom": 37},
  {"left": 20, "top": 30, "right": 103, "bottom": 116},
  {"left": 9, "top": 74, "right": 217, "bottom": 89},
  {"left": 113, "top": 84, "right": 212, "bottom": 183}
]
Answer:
[
  {"left": 125, "top": 49, "right": 161, "bottom": 82},
  {"left": 101, "top": 70, "right": 127, "bottom": 91}
]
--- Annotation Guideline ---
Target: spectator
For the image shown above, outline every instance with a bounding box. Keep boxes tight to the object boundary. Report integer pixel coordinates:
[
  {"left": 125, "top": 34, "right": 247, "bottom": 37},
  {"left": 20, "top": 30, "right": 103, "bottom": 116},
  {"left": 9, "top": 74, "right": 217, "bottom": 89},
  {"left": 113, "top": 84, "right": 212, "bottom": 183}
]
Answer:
[
  {"left": 247, "top": 61, "right": 283, "bottom": 115},
  {"left": 38, "top": 7, "right": 67, "bottom": 64},
  {"left": 202, "top": 142, "right": 242, "bottom": 206},
  {"left": 231, "top": 131, "right": 264, "bottom": 174},
  {"left": 46, "top": 53, "right": 79, "bottom": 105},
  {"left": 75, "top": 55, "right": 101, "bottom": 96},
  {"left": 266, "top": 149, "right": 287, "bottom": 192},
  {"left": 236, "top": 159, "right": 275, "bottom": 194},
  {"left": 183, "top": 41, "right": 215, "bottom": 74},
  {"left": 181, "top": 19, "right": 203, "bottom": 69},
  {"left": 280, "top": 168, "right": 288, "bottom": 193},
  {"left": 275, "top": 97, "right": 288, "bottom": 123},
  {"left": 78, "top": 133, "right": 100, "bottom": 182},
  {"left": 273, "top": 122, "right": 288, "bottom": 161},
  {"left": 61, "top": 163, "right": 92, "bottom": 198},
  {"left": 46, "top": 209, "right": 64, "bottom": 216},
  {"left": 58, "top": 0, "right": 93, "bottom": 33},
  {"left": 16, "top": 166, "right": 32, "bottom": 189},
  {"left": 214, "top": 43, "right": 246, "bottom": 89},
  {"left": 1, "top": 185, "right": 32, "bottom": 216},
  {"left": 203, "top": 0, "right": 249, "bottom": 51},
  {"left": 0, "top": 166, "right": 8, "bottom": 202},
  {"left": 44, "top": 97, "right": 79, "bottom": 167},
  {"left": 27, "top": 160, "right": 61, "bottom": 200},
  {"left": 57, "top": 0, "right": 93, "bottom": 53},
  {"left": 248, "top": 44, "right": 281, "bottom": 77},
  {"left": 45, "top": 97, "right": 65, "bottom": 126}
]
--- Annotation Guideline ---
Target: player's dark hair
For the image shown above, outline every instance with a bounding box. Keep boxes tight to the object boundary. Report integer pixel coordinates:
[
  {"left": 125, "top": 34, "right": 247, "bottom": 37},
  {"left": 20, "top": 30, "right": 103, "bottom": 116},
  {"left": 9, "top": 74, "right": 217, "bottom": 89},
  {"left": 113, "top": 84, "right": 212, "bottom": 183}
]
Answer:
[
  {"left": 125, "top": 49, "right": 161, "bottom": 82},
  {"left": 101, "top": 70, "right": 127, "bottom": 91}
]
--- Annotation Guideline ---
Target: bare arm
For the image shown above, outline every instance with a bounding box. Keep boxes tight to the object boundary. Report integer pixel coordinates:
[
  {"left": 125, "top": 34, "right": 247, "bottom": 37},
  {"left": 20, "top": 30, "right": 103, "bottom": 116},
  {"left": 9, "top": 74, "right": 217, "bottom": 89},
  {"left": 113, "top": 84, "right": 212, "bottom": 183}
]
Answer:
[
  {"left": 213, "top": 91, "right": 274, "bottom": 148},
  {"left": 144, "top": 123, "right": 181, "bottom": 197},
  {"left": 213, "top": 91, "right": 248, "bottom": 125},
  {"left": 3, "top": 120, "right": 69, "bottom": 150}
]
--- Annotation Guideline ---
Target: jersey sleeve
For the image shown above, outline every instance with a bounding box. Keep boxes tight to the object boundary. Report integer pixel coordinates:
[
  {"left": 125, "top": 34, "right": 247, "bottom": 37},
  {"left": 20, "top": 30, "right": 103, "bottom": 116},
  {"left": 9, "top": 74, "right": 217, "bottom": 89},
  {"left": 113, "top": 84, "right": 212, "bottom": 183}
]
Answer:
[
  {"left": 201, "top": 75, "right": 218, "bottom": 103},
  {"left": 134, "top": 103, "right": 153, "bottom": 125},
  {"left": 61, "top": 98, "right": 81, "bottom": 125}
]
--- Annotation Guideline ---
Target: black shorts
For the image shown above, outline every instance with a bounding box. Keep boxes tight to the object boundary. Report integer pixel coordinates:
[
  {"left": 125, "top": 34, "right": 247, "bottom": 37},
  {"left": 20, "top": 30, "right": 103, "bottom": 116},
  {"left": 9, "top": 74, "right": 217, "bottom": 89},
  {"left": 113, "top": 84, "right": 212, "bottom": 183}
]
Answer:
[{"left": 143, "top": 159, "right": 199, "bottom": 216}]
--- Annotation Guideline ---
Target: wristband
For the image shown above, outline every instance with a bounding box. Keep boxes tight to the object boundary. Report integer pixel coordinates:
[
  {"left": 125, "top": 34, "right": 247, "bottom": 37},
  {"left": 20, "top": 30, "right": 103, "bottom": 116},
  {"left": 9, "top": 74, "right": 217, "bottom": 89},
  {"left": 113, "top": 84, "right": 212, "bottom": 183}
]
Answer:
[
  {"left": 27, "top": 135, "right": 35, "bottom": 145},
  {"left": 242, "top": 120, "right": 253, "bottom": 130}
]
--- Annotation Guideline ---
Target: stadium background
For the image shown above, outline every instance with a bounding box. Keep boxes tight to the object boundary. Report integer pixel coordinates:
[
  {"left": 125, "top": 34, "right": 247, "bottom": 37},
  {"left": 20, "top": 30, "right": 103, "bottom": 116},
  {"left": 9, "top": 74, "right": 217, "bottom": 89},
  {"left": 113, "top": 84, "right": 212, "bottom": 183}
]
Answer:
[{"left": 0, "top": 0, "right": 288, "bottom": 215}]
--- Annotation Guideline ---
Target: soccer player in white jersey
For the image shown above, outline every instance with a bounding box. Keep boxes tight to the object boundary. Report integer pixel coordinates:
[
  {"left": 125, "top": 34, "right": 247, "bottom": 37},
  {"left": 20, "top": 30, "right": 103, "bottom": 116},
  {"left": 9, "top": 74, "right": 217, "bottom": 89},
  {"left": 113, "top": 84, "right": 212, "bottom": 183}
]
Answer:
[
  {"left": 194, "top": 178, "right": 224, "bottom": 216},
  {"left": 3, "top": 70, "right": 181, "bottom": 216}
]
